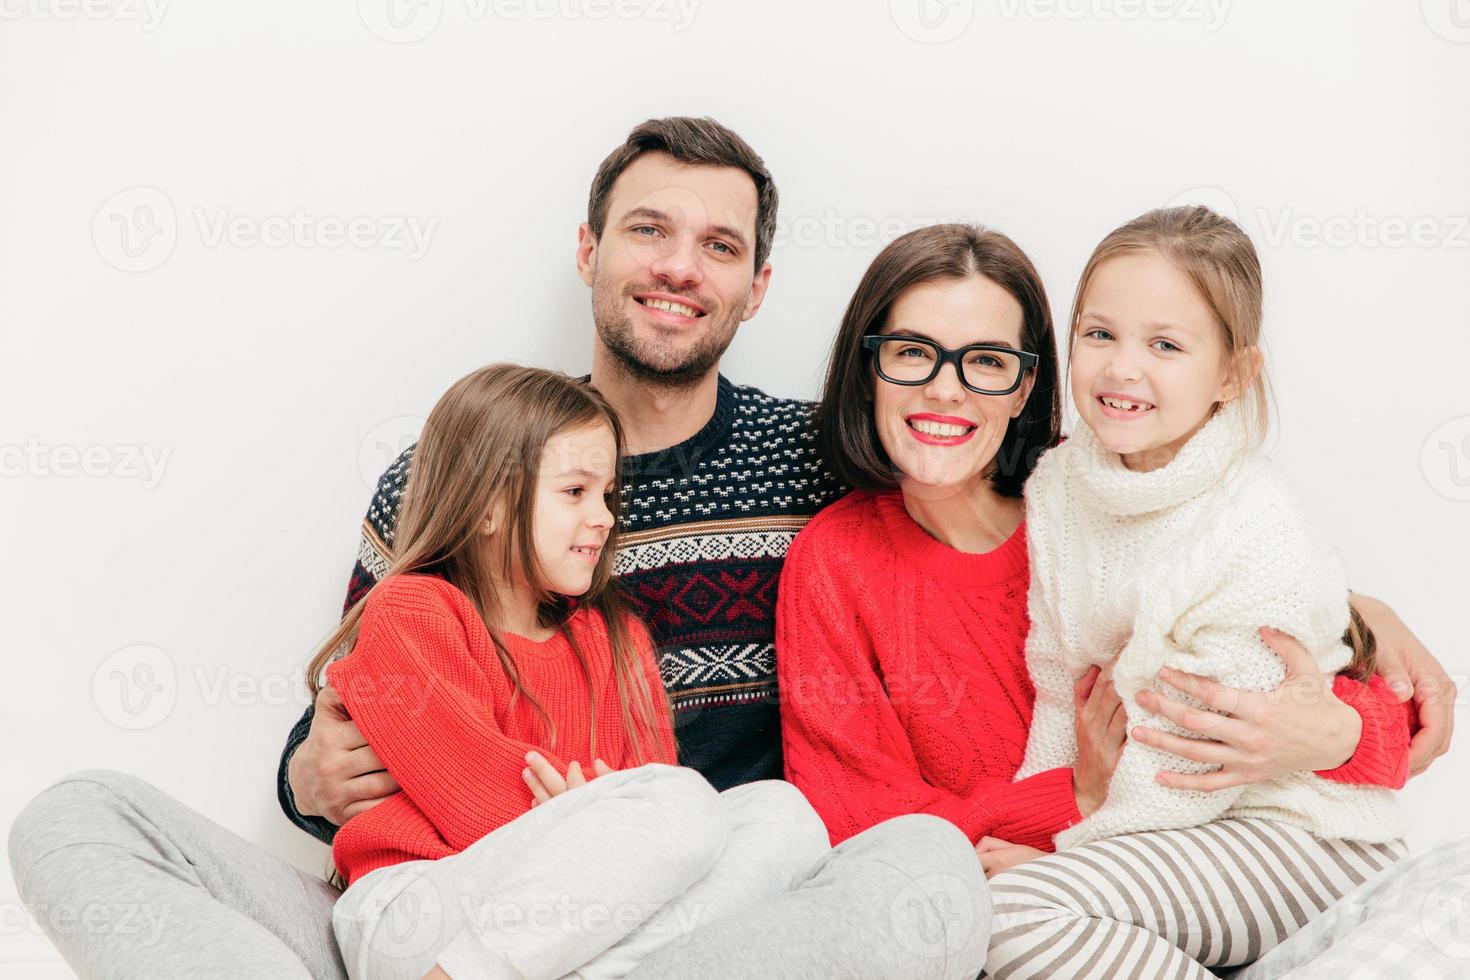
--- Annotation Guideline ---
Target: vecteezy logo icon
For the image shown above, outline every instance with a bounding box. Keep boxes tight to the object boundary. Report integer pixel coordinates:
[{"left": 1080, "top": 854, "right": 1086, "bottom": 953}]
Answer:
[
  {"left": 1423, "top": 416, "right": 1470, "bottom": 501},
  {"left": 93, "top": 187, "right": 177, "bottom": 273},
  {"left": 358, "top": 870, "right": 443, "bottom": 960},
  {"left": 358, "top": 0, "right": 444, "bottom": 43},
  {"left": 890, "top": 0, "right": 975, "bottom": 43},
  {"left": 1423, "top": 874, "right": 1470, "bottom": 959},
  {"left": 358, "top": 415, "right": 425, "bottom": 489},
  {"left": 92, "top": 644, "right": 178, "bottom": 730},
  {"left": 1422, "top": 0, "right": 1470, "bottom": 43},
  {"left": 1164, "top": 186, "right": 1241, "bottom": 225},
  {"left": 888, "top": 871, "right": 985, "bottom": 962}
]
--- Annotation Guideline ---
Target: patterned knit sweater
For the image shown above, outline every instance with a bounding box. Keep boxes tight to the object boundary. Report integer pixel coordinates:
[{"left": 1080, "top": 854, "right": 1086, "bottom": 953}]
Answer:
[
  {"left": 326, "top": 574, "right": 678, "bottom": 887},
  {"left": 1017, "top": 402, "right": 1409, "bottom": 848},
  {"left": 279, "top": 375, "right": 842, "bottom": 842}
]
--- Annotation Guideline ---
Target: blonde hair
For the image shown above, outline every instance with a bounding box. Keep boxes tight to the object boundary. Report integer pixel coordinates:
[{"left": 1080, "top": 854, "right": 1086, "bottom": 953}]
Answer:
[
  {"left": 1068, "top": 205, "right": 1272, "bottom": 447},
  {"left": 306, "top": 363, "right": 671, "bottom": 777},
  {"left": 1070, "top": 207, "right": 1374, "bottom": 679}
]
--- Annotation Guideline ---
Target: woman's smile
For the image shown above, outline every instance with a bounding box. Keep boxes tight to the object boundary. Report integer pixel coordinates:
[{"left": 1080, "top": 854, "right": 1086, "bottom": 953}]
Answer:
[{"left": 905, "top": 412, "right": 979, "bottom": 446}]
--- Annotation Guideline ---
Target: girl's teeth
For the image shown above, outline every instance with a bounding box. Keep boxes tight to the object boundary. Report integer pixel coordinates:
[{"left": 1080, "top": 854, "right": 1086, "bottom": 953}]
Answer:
[{"left": 1102, "top": 397, "right": 1151, "bottom": 412}]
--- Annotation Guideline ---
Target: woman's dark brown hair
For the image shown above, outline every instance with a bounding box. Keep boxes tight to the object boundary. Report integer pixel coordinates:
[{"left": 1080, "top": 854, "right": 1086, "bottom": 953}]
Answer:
[{"left": 813, "top": 223, "right": 1063, "bottom": 498}]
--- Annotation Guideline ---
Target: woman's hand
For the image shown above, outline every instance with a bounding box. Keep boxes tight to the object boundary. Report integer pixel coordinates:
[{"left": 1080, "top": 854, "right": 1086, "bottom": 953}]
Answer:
[
  {"left": 976, "top": 837, "right": 1046, "bottom": 879},
  {"left": 1072, "top": 662, "right": 1127, "bottom": 816},
  {"left": 1351, "top": 592, "right": 1457, "bottom": 777},
  {"left": 1131, "top": 627, "right": 1362, "bottom": 792},
  {"left": 523, "top": 752, "right": 614, "bottom": 806}
]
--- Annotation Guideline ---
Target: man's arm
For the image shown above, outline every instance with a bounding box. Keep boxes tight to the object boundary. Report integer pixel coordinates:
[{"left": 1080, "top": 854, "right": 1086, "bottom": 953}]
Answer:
[
  {"left": 276, "top": 703, "right": 336, "bottom": 842},
  {"left": 276, "top": 445, "right": 415, "bottom": 838}
]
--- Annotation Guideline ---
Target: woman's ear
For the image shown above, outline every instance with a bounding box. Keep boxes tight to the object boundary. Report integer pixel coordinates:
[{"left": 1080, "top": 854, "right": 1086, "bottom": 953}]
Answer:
[
  {"left": 481, "top": 503, "right": 502, "bottom": 537},
  {"left": 1220, "top": 345, "right": 1263, "bottom": 402},
  {"left": 1010, "top": 370, "right": 1038, "bottom": 419}
]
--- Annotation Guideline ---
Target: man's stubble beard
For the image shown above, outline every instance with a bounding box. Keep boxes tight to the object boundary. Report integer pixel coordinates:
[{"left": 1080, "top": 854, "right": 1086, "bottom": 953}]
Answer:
[{"left": 591, "top": 266, "right": 744, "bottom": 392}]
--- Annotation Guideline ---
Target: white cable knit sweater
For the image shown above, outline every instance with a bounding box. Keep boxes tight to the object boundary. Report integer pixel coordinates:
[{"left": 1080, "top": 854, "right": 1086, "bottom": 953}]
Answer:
[{"left": 1016, "top": 401, "right": 1405, "bottom": 849}]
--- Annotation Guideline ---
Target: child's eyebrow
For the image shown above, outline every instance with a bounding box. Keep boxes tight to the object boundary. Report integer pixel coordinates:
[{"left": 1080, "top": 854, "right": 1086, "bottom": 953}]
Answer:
[{"left": 1144, "top": 321, "right": 1196, "bottom": 336}]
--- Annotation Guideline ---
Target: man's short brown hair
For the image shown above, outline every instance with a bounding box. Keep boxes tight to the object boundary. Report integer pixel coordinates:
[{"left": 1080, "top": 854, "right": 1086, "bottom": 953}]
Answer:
[{"left": 587, "top": 116, "right": 779, "bottom": 272}]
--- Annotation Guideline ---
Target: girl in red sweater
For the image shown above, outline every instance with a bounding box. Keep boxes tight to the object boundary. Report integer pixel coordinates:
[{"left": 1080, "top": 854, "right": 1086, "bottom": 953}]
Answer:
[{"left": 310, "top": 364, "right": 829, "bottom": 980}]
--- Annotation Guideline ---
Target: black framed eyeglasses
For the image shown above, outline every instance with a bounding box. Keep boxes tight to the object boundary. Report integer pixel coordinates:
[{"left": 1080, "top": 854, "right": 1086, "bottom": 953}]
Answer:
[{"left": 861, "top": 335, "right": 1038, "bottom": 396}]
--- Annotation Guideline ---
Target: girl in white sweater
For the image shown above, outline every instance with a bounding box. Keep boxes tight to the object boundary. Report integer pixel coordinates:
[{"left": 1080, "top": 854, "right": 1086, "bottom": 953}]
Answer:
[{"left": 985, "top": 207, "right": 1409, "bottom": 979}]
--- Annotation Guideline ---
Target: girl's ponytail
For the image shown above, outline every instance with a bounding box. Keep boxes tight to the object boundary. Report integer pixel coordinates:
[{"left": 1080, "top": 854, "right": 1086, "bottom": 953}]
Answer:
[{"left": 1342, "top": 603, "right": 1377, "bottom": 683}]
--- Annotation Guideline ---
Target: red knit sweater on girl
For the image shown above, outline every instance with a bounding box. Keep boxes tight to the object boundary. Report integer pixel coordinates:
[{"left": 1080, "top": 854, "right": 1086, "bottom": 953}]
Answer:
[
  {"left": 776, "top": 489, "right": 1413, "bottom": 850},
  {"left": 327, "top": 574, "right": 678, "bottom": 886}
]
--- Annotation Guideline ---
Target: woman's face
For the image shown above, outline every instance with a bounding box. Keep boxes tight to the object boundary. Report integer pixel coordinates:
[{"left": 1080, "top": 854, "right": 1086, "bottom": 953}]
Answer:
[{"left": 872, "top": 275, "right": 1036, "bottom": 497}]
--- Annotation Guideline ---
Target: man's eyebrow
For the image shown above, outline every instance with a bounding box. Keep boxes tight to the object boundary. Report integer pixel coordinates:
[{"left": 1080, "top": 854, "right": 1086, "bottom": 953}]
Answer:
[
  {"left": 617, "top": 206, "right": 750, "bottom": 250},
  {"left": 620, "top": 206, "right": 669, "bottom": 225},
  {"left": 709, "top": 224, "right": 750, "bottom": 250}
]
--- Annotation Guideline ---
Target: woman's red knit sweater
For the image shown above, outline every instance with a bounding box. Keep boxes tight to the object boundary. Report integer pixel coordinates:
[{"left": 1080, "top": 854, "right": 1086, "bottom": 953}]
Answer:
[
  {"left": 776, "top": 489, "right": 1412, "bottom": 850},
  {"left": 327, "top": 574, "right": 678, "bottom": 886}
]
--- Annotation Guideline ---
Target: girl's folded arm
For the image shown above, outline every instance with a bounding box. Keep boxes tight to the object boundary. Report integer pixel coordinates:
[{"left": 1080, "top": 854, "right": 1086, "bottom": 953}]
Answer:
[{"left": 327, "top": 589, "right": 562, "bottom": 850}]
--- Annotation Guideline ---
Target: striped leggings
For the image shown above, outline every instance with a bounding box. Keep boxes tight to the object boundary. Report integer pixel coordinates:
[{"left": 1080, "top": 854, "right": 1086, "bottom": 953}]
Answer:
[{"left": 984, "top": 819, "right": 1406, "bottom": 979}]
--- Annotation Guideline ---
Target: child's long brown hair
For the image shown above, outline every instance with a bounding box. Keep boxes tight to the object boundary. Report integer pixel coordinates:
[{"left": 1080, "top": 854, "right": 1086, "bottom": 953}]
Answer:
[
  {"left": 1071, "top": 207, "right": 1375, "bottom": 679},
  {"left": 305, "top": 364, "right": 671, "bottom": 771}
]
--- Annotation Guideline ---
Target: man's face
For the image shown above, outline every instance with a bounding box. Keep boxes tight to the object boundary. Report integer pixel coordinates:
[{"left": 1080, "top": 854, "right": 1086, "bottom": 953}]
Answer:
[{"left": 577, "top": 151, "right": 772, "bottom": 388}]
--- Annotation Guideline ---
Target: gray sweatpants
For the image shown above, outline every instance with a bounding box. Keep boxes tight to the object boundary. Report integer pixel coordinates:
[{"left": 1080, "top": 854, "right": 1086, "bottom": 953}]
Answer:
[
  {"left": 8, "top": 769, "right": 990, "bottom": 979},
  {"left": 334, "top": 765, "right": 830, "bottom": 979}
]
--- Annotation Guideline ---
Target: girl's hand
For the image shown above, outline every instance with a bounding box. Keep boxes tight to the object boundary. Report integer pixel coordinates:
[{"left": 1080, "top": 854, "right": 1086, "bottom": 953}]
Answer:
[
  {"left": 523, "top": 753, "right": 614, "bottom": 806},
  {"left": 1132, "top": 627, "right": 1362, "bottom": 792},
  {"left": 976, "top": 837, "right": 1046, "bottom": 879},
  {"left": 1073, "top": 662, "right": 1127, "bottom": 816}
]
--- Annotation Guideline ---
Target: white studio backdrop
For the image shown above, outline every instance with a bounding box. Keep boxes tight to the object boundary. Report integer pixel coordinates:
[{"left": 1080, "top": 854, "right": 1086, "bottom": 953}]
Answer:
[{"left": 3, "top": 1, "right": 1468, "bottom": 973}]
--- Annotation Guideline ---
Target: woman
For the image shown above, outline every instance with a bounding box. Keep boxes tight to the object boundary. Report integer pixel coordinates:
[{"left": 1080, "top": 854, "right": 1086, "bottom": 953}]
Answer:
[{"left": 775, "top": 223, "right": 1416, "bottom": 970}]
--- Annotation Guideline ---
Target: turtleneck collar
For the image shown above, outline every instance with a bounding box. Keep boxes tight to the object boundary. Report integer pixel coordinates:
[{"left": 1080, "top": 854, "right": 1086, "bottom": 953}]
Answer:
[{"left": 1070, "top": 400, "right": 1251, "bottom": 518}]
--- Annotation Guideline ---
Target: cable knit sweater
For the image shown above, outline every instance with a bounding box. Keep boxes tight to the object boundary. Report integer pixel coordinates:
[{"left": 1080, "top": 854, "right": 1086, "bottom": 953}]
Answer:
[
  {"left": 1017, "top": 402, "right": 1408, "bottom": 848},
  {"left": 778, "top": 488, "right": 1085, "bottom": 850},
  {"left": 326, "top": 574, "right": 678, "bottom": 886}
]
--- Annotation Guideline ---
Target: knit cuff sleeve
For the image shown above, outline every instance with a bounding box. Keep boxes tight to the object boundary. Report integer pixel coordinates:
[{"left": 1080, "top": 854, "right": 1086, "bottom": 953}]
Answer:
[
  {"left": 964, "top": 767, "right": 1083, "bottom": 851},
  {"left": 1314, "top": 675, "right": 1413, "bottom": 789}
]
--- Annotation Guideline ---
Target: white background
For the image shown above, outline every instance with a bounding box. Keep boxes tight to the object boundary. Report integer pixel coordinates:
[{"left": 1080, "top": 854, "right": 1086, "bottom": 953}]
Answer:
[{"left": 4, "top": 0, "right": 1469, "bottom": 973}]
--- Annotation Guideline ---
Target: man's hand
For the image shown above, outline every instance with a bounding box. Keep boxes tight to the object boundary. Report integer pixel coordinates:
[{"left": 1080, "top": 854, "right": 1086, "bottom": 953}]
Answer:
[
  {"left": 1133, "top": 628, "right": 1362, "bottom": 791},
  {"left": 1072, "top": 662, "right": 1126, "bottom": 817},
  {"left": 1352, "top": 593, "right": 1457, "bottom": 777},
  {"left": 288, "top": 686, "right": 400, "bottom": 825}
]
